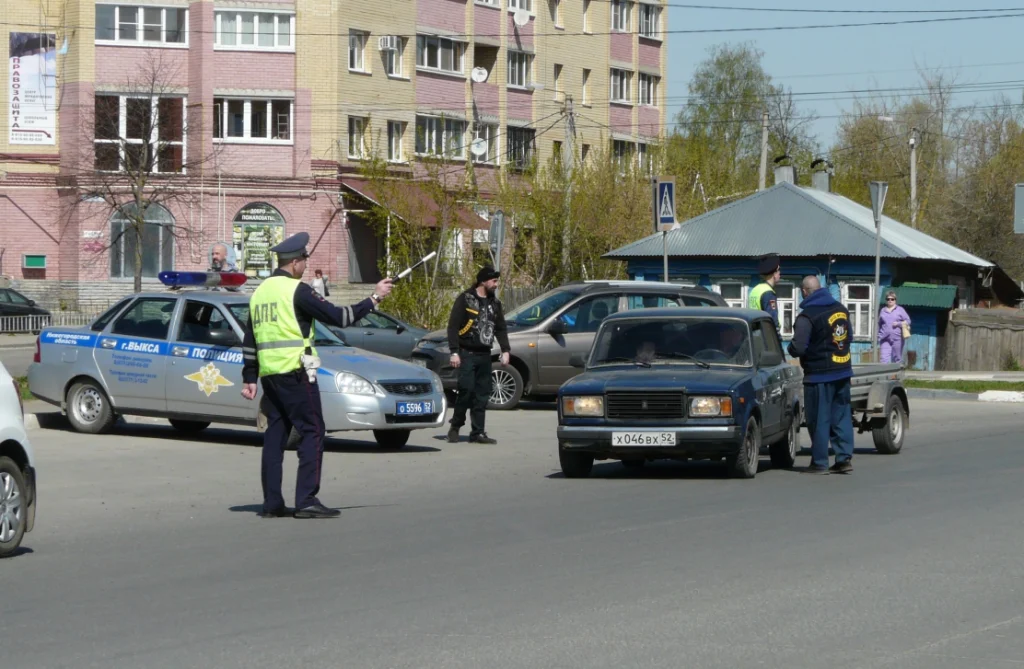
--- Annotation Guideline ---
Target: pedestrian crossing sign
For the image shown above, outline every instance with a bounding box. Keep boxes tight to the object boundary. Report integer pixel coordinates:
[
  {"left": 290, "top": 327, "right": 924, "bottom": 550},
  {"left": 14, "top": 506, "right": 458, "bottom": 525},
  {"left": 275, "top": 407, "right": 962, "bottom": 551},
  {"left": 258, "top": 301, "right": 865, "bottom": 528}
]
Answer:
[{"left": 653, "top": 177, "right": 676, "bottom": 232}]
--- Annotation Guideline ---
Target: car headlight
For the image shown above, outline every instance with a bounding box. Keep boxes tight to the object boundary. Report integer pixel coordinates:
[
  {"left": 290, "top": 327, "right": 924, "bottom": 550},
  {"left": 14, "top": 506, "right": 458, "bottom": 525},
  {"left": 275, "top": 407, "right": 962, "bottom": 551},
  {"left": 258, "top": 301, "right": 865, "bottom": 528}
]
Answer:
[
  {"left": 335, "top": 372, "right": 377, "bottom": 395},
  {"left": 689, "top": 396, "right": 733, "bottom": 417},
  {"left": 431, "top": 373, "right": 443, "bottom": 393},
  {"left": 562, "top": 396, "right": 604, "bottom": 417}
]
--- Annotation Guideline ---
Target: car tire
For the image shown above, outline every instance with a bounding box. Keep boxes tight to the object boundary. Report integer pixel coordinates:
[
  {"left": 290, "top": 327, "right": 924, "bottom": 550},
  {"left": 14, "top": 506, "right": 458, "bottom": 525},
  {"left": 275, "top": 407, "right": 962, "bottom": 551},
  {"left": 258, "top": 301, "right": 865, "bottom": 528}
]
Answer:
[
  {"left": 873, "top": 395, "right": 906, "bottom": 454},
  {"left": 0, "top": 457, "right": 27, "bottom": 558},
  {"left": 286, "top": 427, "right": 300, "bottom": 451},
  {"left": 769, "top": 410, "right": 800, "bottom": 469},
  {"left": 66, "top": 379, "right": 117, "bottom": 434},
  {"left": 488, "top": 364, "right": 524, "bottom": 411},
  {"left": 169, "top": 419, "right": 211, "bottom": 433},
  {"left": 374, "top": 429, "right": 410, "bottom": 450},
  {"left": 728, "top": 416, "right": 760, "bottom": 479},
  {"left": 621, "top": 458, "right": 645, "bottom": 468},
  {"left": 558, "top": 442, "right": 594, "bottom": 479}
]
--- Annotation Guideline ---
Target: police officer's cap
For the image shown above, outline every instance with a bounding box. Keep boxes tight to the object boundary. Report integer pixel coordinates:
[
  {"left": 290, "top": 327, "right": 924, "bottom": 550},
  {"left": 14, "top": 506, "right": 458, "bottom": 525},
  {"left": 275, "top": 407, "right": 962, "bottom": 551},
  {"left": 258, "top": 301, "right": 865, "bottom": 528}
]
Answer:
[
  {"left": 271, "top": 232, "right": 310, "bottom": 262},
  {"left": 757, "top": 253, "right": 780, "bottom": 276}
]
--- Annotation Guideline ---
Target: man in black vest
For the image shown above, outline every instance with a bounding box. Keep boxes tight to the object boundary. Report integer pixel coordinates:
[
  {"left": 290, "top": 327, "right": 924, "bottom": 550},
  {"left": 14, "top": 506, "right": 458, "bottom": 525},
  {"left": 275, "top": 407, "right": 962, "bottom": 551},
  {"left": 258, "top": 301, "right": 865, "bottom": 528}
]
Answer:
[{"left": 787, "top": 275, "right": 855, "bottom": 474}]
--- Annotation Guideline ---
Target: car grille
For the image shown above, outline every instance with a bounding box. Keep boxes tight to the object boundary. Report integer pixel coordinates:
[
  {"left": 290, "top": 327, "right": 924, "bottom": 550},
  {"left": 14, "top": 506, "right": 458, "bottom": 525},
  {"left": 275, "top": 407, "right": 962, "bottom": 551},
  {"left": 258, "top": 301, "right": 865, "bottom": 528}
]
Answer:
[
  {"left": 606, "top": 392, "right": 685, "bottom": 420},
  {"left": 380, "top": 382, "right": 432, "bottom": 396},
  {"left": 385, "top": 413, "right": 440, "bottom": 424}
]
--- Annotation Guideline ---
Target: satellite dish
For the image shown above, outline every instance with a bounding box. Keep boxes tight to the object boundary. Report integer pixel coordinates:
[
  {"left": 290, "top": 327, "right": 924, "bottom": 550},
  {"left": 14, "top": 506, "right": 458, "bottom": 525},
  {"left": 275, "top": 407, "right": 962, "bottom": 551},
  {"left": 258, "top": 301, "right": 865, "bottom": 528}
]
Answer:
[
  {"left": 470, "top": 138, "right": 488, "bottom": 157},
  {"left": 513, "top": 9, "right": 530, "bottom": 27},
  {"left": 471, "top": 67, "right": 489, "bottom": 83}
]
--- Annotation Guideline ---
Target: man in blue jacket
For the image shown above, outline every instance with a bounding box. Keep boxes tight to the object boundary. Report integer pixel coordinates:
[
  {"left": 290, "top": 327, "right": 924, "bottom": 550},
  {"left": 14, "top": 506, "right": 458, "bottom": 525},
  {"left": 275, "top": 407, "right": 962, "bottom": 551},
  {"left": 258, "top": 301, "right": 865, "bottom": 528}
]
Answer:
[{"left": 787, "top": 275, "right": 854, "bottom": 475}]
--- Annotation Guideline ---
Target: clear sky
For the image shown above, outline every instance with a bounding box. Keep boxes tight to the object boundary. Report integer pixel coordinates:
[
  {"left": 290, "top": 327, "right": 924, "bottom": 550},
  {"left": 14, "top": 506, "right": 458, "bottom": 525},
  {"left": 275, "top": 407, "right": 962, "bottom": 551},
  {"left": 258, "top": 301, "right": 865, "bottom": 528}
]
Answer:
[{"left": 665, "top": 1, "right": 1024, "bottom": 153}]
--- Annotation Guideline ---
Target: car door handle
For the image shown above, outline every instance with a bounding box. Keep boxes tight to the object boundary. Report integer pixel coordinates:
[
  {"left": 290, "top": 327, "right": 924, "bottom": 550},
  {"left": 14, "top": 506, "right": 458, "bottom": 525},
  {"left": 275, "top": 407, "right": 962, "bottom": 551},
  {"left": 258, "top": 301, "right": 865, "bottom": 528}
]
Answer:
[
  {"left": 100, "top": 338, "right": 117, "bottom": 349},
  {"left": 364, "top": 331, "right": 374, "bottom": 336},
  {"left": 171, "top": 346, "right": 190, "bottom": 357}
]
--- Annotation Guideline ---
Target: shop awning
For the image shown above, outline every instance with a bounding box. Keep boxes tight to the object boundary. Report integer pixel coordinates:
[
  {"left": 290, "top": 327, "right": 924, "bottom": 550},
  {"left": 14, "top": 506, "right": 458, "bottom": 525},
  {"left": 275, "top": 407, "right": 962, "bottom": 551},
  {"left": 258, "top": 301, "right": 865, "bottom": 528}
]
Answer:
[{"left": 341, "top": 177, "right": 488, "bottom": 231}]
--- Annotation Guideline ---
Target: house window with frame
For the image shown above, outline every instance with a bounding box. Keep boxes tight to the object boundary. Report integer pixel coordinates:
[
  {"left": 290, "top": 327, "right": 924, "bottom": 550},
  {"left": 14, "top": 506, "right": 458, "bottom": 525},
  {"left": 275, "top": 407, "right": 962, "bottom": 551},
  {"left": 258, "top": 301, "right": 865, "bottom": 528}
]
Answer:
[
  {"left": 612, "top": 0, "right": 631, "bottom": 32},
  {"left": 349, "top": 30, "right": 367, "bottom": 71},
  {"left": 716, "top": 281, "right": 746, "bottom": 308},
  {"left": 843, "top": 283, "right": 874, "bottom": 339},
  {"left": 775, "top": 282, "right": 798, "bottom": 337},
  {"left": 416, "top": 35, "right": 465, "bottom": 75},
  {"left": 508, "top": 51, "right": 532, "bottom": 88},
  {"left": 383, "top": 38, "right": 404, "bottom": 77},
  {"left": 582, "top": 68, "right": 591, "bottom": 104},
  {"left": 639, "top": 3, "right": 660, "bottom": 38},
  {"left": 583, "top": 0, "right": 591, "bottom": 32},
  {"left": 348, "top": 116, "right": 368, "bottom": 158},
  {"left": 549, "top": 0, "right": 562, "bottom": 27},
  {"left": 509, "top": 0, "right": 532, "bottom": 10},
  {"left": 637, "top": 142, "right": 652, "bottom": 174},
  {"left": 387, "top": 121, "right": 405, "bottom": 162},
  {"left": 214, "top": 11, "right": 292, "bottom": 49},
  {"left": 473, "top": 124, "right": 499, "bottom": 164},
  {"left": 415, "top": 116, "right": 467, "bottom": 159},
  {"left": 552, "top": 63, "right": 562, "bottom": 99},
  {"left": 613, "top": 140, "right": 634, "bottom": 170},
  {"left": 212, "top": 98, "right": 292, "bottom": 142},
  {"left": 108, "top": 203, "right": 175, "bottom": 279},
  {"left": 507, "top": 126, "right": 535, "bottom": 169},
  {"left": 94, "top": 5, "right": 188, "bottom": 45},
  {"left": 639, "top": 73, "right": 659, "bottom": 106},
  {"left": 610, "top": 69, "right": 632, "bottom": 103},
  {"left": 94, "top": 94, "right": 186, "bottom": 173}
]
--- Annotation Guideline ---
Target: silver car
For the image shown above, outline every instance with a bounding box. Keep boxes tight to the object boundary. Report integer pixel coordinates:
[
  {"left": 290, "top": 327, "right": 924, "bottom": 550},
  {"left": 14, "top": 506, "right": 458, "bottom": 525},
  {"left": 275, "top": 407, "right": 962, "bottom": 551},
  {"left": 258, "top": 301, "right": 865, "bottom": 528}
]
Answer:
[{"left": 27, "top": 290, "right": 446, "bottom": 449}]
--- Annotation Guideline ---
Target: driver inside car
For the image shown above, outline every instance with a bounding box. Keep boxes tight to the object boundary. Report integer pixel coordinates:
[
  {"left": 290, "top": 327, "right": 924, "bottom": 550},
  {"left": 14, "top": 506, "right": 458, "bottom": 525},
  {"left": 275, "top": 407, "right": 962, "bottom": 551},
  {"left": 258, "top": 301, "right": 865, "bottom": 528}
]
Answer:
[{"left": 719, "top": 325, "right": 751, "bottom": 364}]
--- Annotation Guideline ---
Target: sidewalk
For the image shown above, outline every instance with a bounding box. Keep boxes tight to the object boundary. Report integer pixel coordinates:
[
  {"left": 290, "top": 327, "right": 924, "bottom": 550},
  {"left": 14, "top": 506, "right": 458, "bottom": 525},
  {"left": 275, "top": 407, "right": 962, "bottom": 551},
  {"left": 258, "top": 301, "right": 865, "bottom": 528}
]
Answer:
[
  {"left": 0, "top": 333, "right": 38, "bottom": 348},
  {"left": 906, "top": 371, "right": 1024, "bottom": 382}
]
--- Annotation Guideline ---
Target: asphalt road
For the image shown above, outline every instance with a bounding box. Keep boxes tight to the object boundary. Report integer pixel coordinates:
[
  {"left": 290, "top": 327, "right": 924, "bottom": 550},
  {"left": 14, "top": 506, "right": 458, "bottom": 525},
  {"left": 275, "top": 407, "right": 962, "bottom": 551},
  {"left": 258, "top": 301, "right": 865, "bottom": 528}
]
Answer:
[
  {"left": 0, "top": 345, "right": 35, "bottom": 378},
  {"left": 4, "top": 399, "right": 1024, "bottom": 669}
]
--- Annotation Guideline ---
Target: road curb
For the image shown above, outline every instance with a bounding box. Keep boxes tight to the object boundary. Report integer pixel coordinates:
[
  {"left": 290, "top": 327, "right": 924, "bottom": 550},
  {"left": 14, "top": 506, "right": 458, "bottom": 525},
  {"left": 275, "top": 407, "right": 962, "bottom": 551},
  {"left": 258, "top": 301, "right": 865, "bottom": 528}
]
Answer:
[
  {"left": 24, "top": 411, "right": 171, "bottom": 431},
  {"left": 978, "top": 391, "right": 1024, "bottom": 403},
  {"left": 906, "top": 388, "right": 980, "bottom": 402}
]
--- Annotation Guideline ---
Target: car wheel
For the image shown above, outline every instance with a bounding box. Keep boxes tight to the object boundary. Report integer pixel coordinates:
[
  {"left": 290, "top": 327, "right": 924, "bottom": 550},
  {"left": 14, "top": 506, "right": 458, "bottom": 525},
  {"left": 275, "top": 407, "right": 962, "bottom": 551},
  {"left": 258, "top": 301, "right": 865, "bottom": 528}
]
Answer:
[
  {"left": 488, "top": 365, "right": 524, "bottom": 411},
  {"left": 66, "top": 379, "right": 116, "bottom": 434},
  {"left": 286, "top": 427, "right": 300, "bottom": 451},
  {"left": 728, "top": 416, "right": 760, "bottom": 479},
  {"left": 558, "top": 441, "right": 594, "bottom": 479},
  {"left": 0, "top": 457, "right": 27, "bottom": 558},
  {"left": 373, "top": 429, "right": 410, "bottom": 450},
  {"left": 169, "top": 419, "right": 211, "bottom": 433},
  {"left": 873, "top": 395, "right": 906, "bottom": 454},
  {"left": 621, "top": 458, "right": 645, "bottom": 468},
  {"left": 769, "top": 410, "right": 800, "bottom": 469}
]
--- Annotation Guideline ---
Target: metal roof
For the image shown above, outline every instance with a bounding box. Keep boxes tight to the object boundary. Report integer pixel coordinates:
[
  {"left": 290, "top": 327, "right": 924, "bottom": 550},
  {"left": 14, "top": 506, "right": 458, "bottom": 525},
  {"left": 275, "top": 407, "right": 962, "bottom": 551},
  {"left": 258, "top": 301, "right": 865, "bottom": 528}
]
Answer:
[
  {"left": 879, "top": 283, "right": 959, "bottom": 309},
  {"left": 605, "top": 182, "right": 993, "bottom": 268}
]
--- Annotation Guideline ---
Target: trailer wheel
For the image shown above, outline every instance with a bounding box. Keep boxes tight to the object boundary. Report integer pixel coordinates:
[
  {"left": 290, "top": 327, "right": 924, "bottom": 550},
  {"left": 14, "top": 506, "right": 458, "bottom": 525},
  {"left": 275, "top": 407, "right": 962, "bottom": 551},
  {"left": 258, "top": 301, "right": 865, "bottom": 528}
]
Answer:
[{"left": 872, "top": 395, "right": 906, "bottom": 454}]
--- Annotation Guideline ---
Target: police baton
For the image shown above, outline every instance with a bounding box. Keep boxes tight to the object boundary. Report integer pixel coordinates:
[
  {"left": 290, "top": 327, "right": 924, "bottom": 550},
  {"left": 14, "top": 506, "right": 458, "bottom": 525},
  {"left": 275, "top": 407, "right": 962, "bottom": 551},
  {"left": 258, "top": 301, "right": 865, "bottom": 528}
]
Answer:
[{"left": 390, "top": 251, "right": 437, "bottom": 284}]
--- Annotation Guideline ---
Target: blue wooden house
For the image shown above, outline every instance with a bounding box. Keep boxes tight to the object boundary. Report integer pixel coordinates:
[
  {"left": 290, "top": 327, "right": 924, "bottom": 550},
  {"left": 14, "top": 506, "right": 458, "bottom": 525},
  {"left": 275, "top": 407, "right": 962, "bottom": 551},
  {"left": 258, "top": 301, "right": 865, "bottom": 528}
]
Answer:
[{"left": 604, "top": 169, "right": 1022, "bottom": 370}]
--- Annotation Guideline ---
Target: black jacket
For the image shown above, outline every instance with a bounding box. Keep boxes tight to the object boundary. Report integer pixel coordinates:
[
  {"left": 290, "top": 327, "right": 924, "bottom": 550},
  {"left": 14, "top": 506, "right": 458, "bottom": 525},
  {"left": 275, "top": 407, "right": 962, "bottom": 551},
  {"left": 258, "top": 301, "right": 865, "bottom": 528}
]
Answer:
[
  {"left": 787, "top": 287, "right": 853, "bottom": 384},
  {"left": 447, "top": 288, "right": 511, "bottom": 355}
]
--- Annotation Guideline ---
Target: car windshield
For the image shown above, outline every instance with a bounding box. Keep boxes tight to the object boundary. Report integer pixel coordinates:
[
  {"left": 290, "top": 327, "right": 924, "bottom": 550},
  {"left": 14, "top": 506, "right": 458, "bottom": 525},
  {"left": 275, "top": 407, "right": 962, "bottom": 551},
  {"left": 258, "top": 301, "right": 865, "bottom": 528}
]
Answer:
[
  {"left": 226, "top": 304, "right": 346, "bottom": 347},
  {"left": 590, "top": 317, "right": 753, "bottom": 367},
  {"left": 505, "top": 287, "right": 584, "bottom": 326}
]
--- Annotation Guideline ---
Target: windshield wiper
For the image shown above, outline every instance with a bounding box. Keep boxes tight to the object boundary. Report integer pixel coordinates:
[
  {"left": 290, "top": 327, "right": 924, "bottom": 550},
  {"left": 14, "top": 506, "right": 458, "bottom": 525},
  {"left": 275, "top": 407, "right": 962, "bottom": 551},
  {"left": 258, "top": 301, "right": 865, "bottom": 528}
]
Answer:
[
  {"left": 655, "top": 352, "right": 711, "bottom": 369},
  {"left": 598, "top": 356, "right": 651, "bottom": 368}
]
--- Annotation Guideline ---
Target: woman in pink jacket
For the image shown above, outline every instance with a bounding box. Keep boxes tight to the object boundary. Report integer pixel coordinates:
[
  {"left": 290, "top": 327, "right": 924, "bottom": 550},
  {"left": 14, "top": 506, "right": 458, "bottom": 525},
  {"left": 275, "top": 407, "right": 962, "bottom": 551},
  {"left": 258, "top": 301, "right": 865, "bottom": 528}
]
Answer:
[{"left": 878, "top": 290, "right": 911, "bottom": 363}]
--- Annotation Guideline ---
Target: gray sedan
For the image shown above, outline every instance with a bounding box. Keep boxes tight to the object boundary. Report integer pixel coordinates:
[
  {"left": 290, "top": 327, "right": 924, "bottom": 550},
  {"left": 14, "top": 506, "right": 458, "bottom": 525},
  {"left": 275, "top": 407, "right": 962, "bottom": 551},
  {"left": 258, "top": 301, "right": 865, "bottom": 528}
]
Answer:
[{"left": 326, "top": 311, "right": 428, "bottom": 361}]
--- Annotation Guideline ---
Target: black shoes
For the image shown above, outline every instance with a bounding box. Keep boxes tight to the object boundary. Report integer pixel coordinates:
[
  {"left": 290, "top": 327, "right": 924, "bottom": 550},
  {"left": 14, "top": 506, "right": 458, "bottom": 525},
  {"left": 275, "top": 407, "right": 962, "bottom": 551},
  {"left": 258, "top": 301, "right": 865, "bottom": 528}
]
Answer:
[
  {"left": 469, "top": 432, "right": 497, "bottom": 444},
  {"left": 293, "top": 503, "right": 341, "bottom": 519},
  {"left": 829, "top": 460, "right": 853, "bottom": 474},
  {"left": 802, "top": 464, "right": 830, "bottom": 475},
  {"left": 259, "top": 506, "right": 291, "bottom": 518},
  {"left": 447, "top": 428, "right": 460, "bottom": 443}
]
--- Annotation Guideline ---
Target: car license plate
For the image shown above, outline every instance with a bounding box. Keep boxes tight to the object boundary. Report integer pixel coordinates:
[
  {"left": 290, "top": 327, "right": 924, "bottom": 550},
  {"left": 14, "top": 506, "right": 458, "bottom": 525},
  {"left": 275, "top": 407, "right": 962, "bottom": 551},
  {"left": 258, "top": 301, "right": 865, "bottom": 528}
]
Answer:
[
  {"left": 612, "top": 432, "right": 676, "bottom": 447},
  {"left": 397, "top": 401, "right": 433, "bottom": 415}
]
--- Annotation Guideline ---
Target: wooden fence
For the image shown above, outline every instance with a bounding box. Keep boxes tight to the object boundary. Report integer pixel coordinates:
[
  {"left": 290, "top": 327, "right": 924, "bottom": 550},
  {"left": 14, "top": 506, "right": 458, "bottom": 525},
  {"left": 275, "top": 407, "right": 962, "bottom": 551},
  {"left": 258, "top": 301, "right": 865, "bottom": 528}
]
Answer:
[{"left": 940, "top": 309, "right": 1024, "bottom": 371}]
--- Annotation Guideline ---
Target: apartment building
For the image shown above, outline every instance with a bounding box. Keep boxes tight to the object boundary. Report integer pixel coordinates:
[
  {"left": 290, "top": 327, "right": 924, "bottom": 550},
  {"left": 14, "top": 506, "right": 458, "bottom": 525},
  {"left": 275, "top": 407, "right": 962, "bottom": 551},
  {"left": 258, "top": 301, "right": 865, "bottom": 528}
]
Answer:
[{"left": 1, "top": 0, "right": 667, "bottom": 309}]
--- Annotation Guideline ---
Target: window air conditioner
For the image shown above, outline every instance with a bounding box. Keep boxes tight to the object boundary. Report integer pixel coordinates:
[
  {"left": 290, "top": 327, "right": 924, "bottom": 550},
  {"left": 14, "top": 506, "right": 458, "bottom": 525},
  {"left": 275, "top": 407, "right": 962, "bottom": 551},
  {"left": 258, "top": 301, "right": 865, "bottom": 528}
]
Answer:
[{"left": 378, "top": 36, "right": 400, "bottom": 52}]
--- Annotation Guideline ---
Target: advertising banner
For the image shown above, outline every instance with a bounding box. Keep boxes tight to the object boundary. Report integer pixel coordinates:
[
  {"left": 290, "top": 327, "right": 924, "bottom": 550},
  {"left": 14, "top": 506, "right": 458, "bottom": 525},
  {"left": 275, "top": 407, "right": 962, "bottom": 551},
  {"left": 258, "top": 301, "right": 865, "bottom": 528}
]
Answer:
[
  {"left": 9, "top": 32, "right": 57, "bottom": 145},
  {"left": 232, "top": 203, "right": 285, "bottom": 279}
]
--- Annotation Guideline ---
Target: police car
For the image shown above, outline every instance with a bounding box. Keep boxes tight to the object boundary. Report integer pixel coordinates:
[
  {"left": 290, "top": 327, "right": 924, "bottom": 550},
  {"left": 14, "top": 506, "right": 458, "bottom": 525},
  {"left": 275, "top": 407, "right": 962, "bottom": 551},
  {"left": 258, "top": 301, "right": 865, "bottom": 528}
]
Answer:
[{"left": 26, "top": 272, "right": 446, "bottom": 449}]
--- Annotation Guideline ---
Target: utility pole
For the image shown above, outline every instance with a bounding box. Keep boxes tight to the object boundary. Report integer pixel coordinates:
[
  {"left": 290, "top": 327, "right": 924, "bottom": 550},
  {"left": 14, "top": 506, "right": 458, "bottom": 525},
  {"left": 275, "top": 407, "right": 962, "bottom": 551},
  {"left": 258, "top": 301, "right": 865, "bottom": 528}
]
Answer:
[
  {"left": 560, "top": 96, "right": 576, "bottom": 271},
  {"left": 909, "top": 127, "right": 918, "bottom": 228},
  {"left": 758, "top": 111, "right": 769, "bottom": 190}
]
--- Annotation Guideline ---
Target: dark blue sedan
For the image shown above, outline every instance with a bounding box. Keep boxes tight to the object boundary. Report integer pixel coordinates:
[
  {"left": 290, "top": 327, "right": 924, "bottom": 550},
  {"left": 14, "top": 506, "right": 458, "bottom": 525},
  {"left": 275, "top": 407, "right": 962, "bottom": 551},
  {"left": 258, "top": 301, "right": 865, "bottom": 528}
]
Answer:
[{"left": 556, "top": 308, "right": 804, "bottom": 479}]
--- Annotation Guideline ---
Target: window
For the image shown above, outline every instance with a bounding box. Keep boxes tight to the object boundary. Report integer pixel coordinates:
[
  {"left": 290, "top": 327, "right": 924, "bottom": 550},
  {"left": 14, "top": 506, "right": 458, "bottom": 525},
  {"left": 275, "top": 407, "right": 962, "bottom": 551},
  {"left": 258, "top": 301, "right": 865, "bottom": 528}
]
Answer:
[
  {"left": 416, "top": 35, "right": 465, "bottom": 74},
  {"left": 349, "top": 30, "right": 367, "bottom": 71},
  {"left": 717, "top": 282, "right": 746, "bottom": 308},
  {"left": 610, "top": 69, "right": 632, "bottom": 103},
  {"left": 613, "top": 140, "right": 634, "bottom": 168},
  {"left": 752, "top": 320, "right": 784, "bottom": 363},
  {"left": 94, "top": 95, "right": 185, "bottom": 173},
  {"left": 775, "top": 283, "right": 797, "bottom": 337},
  {"left": 387, "top": 121, "right": 405, "bottom": 162},
  {"left": 111, "top": 297, "right": 177, "bottom": 339},
  {"left": 553, "top": 63, "right": 562, "bottom": 98},
  {"left": 507, "top": 126, "right": 535, "bottom": 169},
  {"left": 415, "top": 116, "right": 467, "bottom": 158},
  {"left": 639, "top": 3, "right": 660, "bottom": 38},
  {"left": 637, "top": 142, "right": 652, "bottom": 174},
  {"left": 626, "top": 294, "right": 685, "bottom": 309},
  {"left": 508, "top": 51, "right": 532, "bottom": 88},
  {"left": 383, "top": 38, "right": 404, "bottom": 76},
  {"left": 178, "top": 301, "right": 237, "bottom": 345},
  {"left": 843, "top": 284, "right": 874, "bottom": 339},
  {"left": 583, "top": 0, "right": 591, "bottom": 32},
  {"left": 550, "top": 0, "right": 562, "bottom": 26},
  {"left": 582, "top": 69, "right": 590, "bottom": 104},
  {"left": 473, "top": 124, "right": 499, "bottom": 164},
  {"left": 612, "top": 0, "right": 631, "bottom": 31},
  {"left": 558, "top": 296, "right": 620, "bottom": 334},
  {"left": 214, "top": 11, "right": 292, "bottom": 49},
  {"left": 356, "top": 312, "right": 399, "bottom": 330},
  {"left": 95, "top": 5, "right": 188, "bottom": 45},
  {"left": 509, "top": 0, "right": 532, "bottom": 10},
  {"left": 91, "top": 298, "right": 133, "bottom": 332},
  {"left": 581, "top": 143, "right": 590, "bottom": 162},
  {"left": 348, "top": 116, "right": 367, "bottom": 158},
  {"left": 639, "top": 73, "right": 658, "bottom": 106},
  {"left": 109, "top": 204, "right": 175, "bottom": 280},
  {"left": 213, "top": 98, "right": 292, "bottom": 142}
]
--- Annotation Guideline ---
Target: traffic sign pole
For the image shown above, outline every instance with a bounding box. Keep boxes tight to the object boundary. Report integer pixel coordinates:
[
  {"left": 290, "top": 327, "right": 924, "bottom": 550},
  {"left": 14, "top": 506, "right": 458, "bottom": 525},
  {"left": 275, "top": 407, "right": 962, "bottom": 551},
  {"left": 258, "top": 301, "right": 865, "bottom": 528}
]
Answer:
[
  {"left": 869, "top": 181, "right": 889, "bottom": 363},
  {"left": 653, "top": 177, "right": 676, "bottom": 282}
]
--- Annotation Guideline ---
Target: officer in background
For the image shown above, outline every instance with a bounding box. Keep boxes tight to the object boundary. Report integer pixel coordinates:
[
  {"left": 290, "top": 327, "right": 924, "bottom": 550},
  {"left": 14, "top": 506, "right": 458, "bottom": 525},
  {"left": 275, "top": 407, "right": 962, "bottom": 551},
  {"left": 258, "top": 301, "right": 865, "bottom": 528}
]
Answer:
[
  {"left": 748, "top": 253, "right": 781, "bottom": 328},
  {"left": 786, "top": 275, "right": 855, "bottom": 475},
  {"left": 240, "top": 232, "right": 393, "bottom": 518}
]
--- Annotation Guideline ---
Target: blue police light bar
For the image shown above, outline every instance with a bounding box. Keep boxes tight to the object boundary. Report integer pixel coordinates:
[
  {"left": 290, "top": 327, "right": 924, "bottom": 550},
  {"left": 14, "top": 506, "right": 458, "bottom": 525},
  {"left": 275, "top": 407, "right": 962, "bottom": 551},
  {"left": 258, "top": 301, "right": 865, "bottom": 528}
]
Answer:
[{"left": 158, "top": 271, "right": 248, "bottom": 288}]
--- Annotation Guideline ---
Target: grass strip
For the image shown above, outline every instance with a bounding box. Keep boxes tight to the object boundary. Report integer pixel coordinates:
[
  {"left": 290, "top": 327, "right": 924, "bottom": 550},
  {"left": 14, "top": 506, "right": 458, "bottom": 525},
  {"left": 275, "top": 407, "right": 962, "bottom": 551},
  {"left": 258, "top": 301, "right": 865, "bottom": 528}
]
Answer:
[{"left": 904, "top": 379, "right": 1024, "bottom": 393}]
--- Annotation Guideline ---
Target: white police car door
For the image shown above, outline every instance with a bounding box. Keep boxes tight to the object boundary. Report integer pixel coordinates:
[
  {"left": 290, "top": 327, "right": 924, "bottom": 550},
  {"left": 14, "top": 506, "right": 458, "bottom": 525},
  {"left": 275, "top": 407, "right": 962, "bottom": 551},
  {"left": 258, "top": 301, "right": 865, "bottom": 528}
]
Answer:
[
  {"left": 165, "top": 299, "right": 252, "bottom": 420},
  {"left": 93, "top": 296, "right": 176, "bottom": 412}
]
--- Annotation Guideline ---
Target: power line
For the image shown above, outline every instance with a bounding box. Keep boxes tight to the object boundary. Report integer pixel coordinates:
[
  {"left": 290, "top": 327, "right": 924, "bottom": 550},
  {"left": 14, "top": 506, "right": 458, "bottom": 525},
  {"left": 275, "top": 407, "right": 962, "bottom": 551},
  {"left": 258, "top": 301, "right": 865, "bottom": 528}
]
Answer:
[{"left": 659, "top": 3, "right": 1024, "bottom": 13}]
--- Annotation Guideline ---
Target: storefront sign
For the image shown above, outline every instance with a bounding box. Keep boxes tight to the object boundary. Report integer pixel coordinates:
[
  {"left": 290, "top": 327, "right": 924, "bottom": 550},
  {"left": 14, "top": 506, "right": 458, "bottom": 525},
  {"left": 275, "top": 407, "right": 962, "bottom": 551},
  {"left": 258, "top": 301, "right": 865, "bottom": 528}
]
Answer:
[
  {"left": 8, "top": 32, "right": 56, "bottom": 145},
  {"left": 232, "top": 203, "right": 285, "bottom": 279}
]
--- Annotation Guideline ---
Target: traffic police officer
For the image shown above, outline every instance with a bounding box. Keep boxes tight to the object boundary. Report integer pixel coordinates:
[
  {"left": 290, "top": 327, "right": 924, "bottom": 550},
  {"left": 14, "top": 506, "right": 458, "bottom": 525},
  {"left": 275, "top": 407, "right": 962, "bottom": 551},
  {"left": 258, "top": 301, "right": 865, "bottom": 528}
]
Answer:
[
  {"left": 240, "top": 232, "right": 393, "bottom": 518},
  {"left": 748, "top": 253, "right": 781, "bottom": 327}
]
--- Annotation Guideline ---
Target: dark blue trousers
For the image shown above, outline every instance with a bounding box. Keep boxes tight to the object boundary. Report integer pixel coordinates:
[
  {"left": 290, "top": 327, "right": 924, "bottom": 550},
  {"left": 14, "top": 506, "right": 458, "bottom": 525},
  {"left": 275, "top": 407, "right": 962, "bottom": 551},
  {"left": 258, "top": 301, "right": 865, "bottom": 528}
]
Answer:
[
  {"left": 260, "top": 370, "right": 325, "bottom": 512},
  {"left": 804, "top": 378, "right": 855, "bottom": 469}
]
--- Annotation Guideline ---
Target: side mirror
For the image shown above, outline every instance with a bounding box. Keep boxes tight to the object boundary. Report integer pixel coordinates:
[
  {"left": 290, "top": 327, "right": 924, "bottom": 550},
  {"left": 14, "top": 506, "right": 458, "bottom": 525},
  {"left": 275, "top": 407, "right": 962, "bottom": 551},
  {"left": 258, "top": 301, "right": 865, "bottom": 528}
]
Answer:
[
  {"left": 208, "top": 329, "right": 241, "bottom": 347},
  {"left": 27, "top": 299, "right": 36, "bottom": 307},
  {"left": 395, "top": 324, "right": 406, "bottom": 335},
  {"left": 759, "top": 350, "right": 783, "bottom": 367},
  {"left": 548, "top": 319, "right": 567, "bottom": 336},
  {"left": 569, "top": 354, "right": 587, "bottom": 369}
]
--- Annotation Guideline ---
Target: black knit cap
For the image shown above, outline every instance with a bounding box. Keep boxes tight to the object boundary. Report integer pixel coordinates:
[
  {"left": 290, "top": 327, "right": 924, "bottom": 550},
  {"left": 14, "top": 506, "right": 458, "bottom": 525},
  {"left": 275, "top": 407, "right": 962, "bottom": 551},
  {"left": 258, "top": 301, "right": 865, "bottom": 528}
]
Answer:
[
  {"left": 757, "top": 253, "right": 780, "bottom": 276},
  {"left": 476, "top": 266, "right": 500, "bottom": 284}
]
